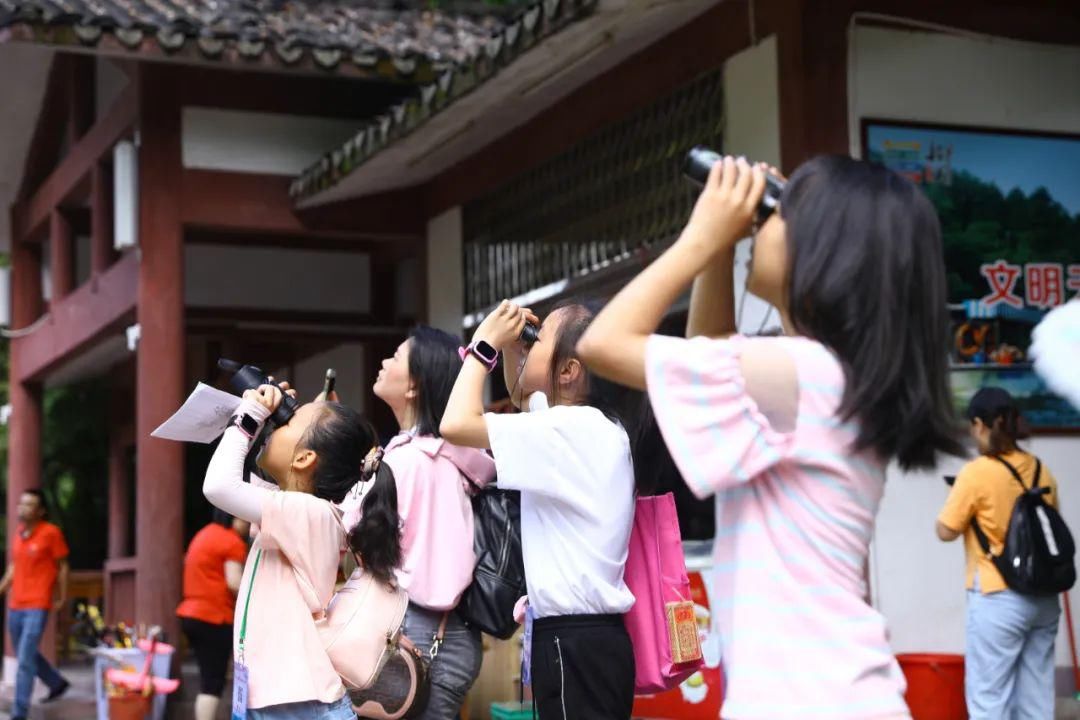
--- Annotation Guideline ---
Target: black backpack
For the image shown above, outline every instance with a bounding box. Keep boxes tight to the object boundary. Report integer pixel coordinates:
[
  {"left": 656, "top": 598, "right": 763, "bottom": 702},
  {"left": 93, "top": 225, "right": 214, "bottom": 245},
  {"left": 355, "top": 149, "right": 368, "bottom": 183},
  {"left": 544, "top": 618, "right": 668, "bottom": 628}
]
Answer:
[
  {"left": 972, "top": 456, "right": 1076, "bottom": 596},
  {"left": 456, "top": 486, "right": 527, "bottom": 639}
]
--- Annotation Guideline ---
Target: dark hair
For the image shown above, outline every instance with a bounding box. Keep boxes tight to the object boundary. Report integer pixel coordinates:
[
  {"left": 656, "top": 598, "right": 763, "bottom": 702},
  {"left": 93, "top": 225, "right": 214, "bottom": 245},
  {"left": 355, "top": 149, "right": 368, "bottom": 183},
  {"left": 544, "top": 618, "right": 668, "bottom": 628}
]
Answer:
[
  {"left": 780, "top": 156, "right": 965, "bottom": 470},
  {"left": 300, "top": 403, "right": 402, "bottom": 584},
  {"left": 967, "top": 387, "right": 1030, "bottom": 456},
  {"left": 349, "top": 462, "right": 402, "bottom": 586},
  {"left": 22, "top": 488, "right": 46, "bottom": 516},
  {"left": 211, "top": 508, "right": 234, "bottom": 528},
  {"left": 406, "top": 326, "right": 462, "bottom": 437},
  {"left": 301, "top": 403, "right": 375, "bottom": 504}
]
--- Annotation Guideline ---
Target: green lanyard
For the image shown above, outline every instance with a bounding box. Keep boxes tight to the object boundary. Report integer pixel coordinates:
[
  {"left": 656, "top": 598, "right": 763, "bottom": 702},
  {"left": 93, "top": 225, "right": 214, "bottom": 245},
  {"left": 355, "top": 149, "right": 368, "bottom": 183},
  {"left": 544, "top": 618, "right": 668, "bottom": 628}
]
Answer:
[{"left": 237, "top": 549, "right": 262, "bottom": 664}]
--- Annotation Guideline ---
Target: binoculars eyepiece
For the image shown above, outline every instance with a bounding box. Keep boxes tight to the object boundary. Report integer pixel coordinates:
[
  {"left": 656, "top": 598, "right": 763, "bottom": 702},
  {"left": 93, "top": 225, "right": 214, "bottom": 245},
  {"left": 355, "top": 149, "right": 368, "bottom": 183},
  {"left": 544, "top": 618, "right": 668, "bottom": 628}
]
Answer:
[{"left": 520, "top": 323, "right": 540, "bottom": 345}]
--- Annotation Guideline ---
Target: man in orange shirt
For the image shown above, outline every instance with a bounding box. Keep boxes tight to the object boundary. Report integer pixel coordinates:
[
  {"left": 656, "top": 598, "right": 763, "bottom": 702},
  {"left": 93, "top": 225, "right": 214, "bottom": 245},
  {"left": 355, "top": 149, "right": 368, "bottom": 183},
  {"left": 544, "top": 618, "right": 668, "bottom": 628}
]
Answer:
[{"left": 0, "top": 489, "right": 71, "bottom": 720}]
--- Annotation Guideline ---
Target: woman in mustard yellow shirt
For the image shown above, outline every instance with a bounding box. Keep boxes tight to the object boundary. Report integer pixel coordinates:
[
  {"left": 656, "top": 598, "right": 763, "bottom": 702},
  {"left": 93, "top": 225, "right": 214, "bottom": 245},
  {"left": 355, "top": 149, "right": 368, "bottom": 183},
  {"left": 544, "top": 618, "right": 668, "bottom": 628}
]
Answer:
[{"left": 937, "top": 387, "right": 1061, "bottom": 720}]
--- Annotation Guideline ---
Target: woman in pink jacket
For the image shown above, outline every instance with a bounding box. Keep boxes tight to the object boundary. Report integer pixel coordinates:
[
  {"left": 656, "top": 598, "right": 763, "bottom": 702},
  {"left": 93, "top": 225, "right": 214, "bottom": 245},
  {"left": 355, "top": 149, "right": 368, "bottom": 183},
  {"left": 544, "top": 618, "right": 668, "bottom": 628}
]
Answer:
[{"left": 341, "top": 326, "right": 495, "bottom": 720}]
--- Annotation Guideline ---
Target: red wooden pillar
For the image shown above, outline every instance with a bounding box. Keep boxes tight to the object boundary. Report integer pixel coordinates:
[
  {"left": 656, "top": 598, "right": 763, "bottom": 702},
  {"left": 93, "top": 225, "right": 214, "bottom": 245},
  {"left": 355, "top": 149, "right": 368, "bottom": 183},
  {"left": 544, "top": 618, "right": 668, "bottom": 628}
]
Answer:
[
  {"left": 133, "top": 66, "right": 185, "bottom": 643},
  {"left": 107, "top": 425, "right": 133, "bottom": 559},
  {"left": 6, "top": 211, "right": 49, "bottom": 661},
  {"left": 49, "top": 209, "right": 74, "bottom": 301}
]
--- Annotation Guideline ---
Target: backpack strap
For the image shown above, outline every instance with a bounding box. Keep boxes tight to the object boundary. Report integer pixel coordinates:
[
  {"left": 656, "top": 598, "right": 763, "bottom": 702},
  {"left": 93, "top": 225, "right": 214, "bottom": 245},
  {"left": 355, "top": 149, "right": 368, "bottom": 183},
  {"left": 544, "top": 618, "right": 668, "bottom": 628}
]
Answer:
[
  {"left": 993, "top": 455, "right": 1029, "bottom": 490},
  {"left": 970, "top": 517, "right": 995, "bottom": 559}
]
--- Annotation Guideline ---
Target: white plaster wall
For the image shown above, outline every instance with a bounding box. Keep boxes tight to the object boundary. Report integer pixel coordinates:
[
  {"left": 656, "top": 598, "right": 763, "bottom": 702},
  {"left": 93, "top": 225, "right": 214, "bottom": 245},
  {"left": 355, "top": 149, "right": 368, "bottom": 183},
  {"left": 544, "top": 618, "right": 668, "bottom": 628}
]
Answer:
[
  {"left": 182, "top": 108, "right": 361, "bottom": 176},
  {"left": 427, "top": 207, "right": 465, "bottom": 336},
  {"left": 724, "top": 35, "right": 784, "bottom": 335},
  {"left": 850, "top": 25, "right": 1080, "bottom": 663},
  {"left": 185, "top": 244, "right": 371, "bottom": 313},
  {"left": 292, "top": 343, "right": 367, "bottom": 412}
]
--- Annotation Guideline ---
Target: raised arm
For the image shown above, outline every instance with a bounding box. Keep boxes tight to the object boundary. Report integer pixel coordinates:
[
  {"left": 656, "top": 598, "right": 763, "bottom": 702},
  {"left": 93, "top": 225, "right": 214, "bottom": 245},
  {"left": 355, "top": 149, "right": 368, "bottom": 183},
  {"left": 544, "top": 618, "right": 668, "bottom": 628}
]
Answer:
[
  {"left": 203, "top": 387, "right": 280, "bottom": 523},
  {"left": 578, "top": 157, "right": 765, "bottom": 389},
  {"left": 442, "top": 301, "right": 537, "bottom": 448}
]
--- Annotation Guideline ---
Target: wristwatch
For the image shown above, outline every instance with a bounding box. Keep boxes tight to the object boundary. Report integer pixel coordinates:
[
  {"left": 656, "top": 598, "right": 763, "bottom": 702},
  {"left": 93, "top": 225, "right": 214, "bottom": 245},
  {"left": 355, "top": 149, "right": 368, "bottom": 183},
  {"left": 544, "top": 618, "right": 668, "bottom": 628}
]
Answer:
[
  {"left": 458, "top": 340, "right": 499, "bottom": 373},
  {"left": 229, "top": 412, "right": 260, "bottom": 440}
]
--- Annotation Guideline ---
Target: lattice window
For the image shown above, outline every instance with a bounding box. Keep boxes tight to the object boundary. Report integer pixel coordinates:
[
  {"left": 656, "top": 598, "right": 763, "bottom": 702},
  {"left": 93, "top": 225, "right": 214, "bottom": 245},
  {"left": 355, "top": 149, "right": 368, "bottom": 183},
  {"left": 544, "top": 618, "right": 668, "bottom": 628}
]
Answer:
[{"left": 463, "top": 67, "right": 724, "bottom": 315}]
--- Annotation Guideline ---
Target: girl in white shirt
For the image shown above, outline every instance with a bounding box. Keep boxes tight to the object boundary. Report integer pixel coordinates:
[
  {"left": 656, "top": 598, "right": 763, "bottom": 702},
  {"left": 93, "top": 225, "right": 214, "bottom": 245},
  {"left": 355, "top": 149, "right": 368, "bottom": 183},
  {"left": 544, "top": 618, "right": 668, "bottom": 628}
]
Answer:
[{"left": 441, "top": 301, "right": 637, "bottom": 720}]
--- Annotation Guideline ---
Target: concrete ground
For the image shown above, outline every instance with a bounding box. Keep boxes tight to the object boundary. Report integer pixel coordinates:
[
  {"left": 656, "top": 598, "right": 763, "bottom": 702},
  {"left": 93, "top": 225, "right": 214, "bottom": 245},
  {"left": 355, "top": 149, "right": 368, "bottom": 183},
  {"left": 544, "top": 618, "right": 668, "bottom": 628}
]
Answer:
[{"left": 0, "top": 662, "right": 1077, "bottom": 719}]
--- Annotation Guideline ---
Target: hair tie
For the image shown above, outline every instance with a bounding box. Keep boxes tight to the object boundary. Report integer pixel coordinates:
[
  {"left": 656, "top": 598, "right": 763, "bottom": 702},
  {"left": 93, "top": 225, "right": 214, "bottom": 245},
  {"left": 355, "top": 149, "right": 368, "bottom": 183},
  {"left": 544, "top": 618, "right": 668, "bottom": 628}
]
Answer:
[{"left": 362, "top": 446, "right": 384, "bottom": 480}]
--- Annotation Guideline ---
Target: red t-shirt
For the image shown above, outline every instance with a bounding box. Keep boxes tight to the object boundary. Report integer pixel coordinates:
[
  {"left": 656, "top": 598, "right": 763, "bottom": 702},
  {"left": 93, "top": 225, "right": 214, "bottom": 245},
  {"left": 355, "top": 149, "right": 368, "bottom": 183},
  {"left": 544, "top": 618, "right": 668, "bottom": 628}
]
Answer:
[
  {"left": 176, "top": 523, "right": 248, "bottom": 625},
  {"left": 10, "top": 522, "right": 69, "bottom": 610}
]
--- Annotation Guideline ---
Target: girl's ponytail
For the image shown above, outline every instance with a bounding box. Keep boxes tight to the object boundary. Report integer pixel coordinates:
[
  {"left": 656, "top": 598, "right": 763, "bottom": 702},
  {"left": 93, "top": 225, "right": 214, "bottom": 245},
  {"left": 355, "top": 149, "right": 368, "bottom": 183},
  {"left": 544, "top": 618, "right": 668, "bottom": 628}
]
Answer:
[{"left": 349, "top": 457, "right": 402, "bottom": 586}]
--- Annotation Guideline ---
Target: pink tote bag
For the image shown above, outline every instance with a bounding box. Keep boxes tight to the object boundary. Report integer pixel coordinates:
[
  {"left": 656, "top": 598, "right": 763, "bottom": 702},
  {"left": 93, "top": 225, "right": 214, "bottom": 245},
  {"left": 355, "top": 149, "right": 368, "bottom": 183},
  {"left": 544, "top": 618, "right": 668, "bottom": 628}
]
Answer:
[{"left": 623, "top": 492, "right": 704, "bottom": 694}]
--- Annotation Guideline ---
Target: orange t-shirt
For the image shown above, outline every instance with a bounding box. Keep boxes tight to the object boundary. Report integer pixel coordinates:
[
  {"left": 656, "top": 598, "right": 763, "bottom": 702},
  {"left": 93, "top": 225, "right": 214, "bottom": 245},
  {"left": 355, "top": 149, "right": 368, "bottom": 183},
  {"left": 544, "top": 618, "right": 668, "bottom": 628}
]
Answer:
[
  {"left": 176, "top": 523, "right": 248, "bottom": 625},
  {"left": 938, "top": 450, "right": 1059, "bottom": 594},
  {"left": 10, "top": 522, "right": 69, "bottom": 610}
]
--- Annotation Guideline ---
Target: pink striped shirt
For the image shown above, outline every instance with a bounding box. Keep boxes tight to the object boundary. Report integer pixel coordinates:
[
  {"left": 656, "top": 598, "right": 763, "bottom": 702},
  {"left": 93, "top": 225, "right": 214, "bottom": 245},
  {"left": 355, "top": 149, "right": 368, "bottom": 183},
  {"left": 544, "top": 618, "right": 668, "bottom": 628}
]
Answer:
[{"left": 646, "top": 334, "right": 909, "bottom": 720}]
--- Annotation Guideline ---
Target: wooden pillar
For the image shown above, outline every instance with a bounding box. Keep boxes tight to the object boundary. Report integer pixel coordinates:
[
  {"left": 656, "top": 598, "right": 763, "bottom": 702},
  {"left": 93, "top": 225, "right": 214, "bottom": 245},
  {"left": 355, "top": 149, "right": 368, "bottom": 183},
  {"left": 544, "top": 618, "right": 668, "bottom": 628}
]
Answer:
[
  {"left": 133, "top": 66, "right": 185, "bottom": 643},
  {"left": 91, "top": 162, "right": 116, "bottom": 274},
  {"left": 774, "top": 0, "right": 851, "bottom": 172},
  {"left": 6, "top": 210, "right": 48, "bottom": 661},
  {"left": 49, "top": 209, "right": 74, "bottom": 301},
  {"left": 107, "top": 425, "right": 133, "bottom": 559}
]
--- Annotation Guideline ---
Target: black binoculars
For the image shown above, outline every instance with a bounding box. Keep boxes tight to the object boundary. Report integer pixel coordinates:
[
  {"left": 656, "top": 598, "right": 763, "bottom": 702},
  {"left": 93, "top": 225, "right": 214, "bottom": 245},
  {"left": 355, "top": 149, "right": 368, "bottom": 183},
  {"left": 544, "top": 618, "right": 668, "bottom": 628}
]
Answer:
[
  {"left": 683, "top": 146, "right": 785, "bottom": 224},
  {"left": 218, "top": 359, "right": 298, "bottom": 428}
]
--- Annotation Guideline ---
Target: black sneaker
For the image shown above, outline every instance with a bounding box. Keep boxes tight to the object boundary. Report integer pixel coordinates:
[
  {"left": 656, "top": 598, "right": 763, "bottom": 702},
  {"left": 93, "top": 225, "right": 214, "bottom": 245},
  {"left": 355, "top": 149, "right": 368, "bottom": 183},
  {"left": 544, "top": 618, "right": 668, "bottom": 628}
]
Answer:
[{"left": 42, "top": 679, "right": 70, "bottom": 703}]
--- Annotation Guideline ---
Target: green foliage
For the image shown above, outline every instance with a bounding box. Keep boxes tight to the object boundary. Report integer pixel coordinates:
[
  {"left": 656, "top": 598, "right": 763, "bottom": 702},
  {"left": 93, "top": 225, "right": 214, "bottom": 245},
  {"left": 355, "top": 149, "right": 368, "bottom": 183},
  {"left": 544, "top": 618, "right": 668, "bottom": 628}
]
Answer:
[
  {"left": 41, "top": 381, "right": 109, "bottom": 569},
  {"left": 926, "top": 170, "right": 1080, "bottom": 303}
]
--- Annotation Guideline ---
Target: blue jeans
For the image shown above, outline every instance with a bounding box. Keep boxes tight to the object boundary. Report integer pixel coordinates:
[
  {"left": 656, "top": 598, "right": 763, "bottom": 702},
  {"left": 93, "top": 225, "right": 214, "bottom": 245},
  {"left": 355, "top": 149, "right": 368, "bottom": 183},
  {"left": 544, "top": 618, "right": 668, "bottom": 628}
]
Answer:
[
  {"left": 401, "top": 604, "right": 482, "bottom": 720},
  {"left": 966, "top": 581, "right": 1060, "bottom": 720},
  {"left": 8, "top": 609, "right": 66, "bottom": 718},
  {"left": 247, "top": 694, "right": 354, "bottom": 720}
]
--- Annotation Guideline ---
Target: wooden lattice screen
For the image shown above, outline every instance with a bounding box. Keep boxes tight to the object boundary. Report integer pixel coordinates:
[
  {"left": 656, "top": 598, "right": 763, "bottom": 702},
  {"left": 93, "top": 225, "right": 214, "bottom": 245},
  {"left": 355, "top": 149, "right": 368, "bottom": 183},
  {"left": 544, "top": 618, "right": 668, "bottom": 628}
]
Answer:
[{"left": 463, "top": 67, "right": 724, "bottom": 316}]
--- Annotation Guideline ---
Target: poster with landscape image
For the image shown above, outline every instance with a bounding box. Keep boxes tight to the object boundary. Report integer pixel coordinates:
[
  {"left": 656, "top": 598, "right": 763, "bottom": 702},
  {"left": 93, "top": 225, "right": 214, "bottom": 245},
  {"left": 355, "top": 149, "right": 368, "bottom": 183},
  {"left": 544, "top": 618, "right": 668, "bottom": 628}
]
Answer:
[{"left": 864, "top": 121, "right": 1080, "bottom": 431}]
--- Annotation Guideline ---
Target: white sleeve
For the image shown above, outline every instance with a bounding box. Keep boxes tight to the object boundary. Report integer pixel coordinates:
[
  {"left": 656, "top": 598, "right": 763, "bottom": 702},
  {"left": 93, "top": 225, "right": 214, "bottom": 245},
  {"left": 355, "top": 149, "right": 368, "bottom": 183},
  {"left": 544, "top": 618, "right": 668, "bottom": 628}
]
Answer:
[{"left": 203, "top": 398, "right": 274, "bottom": 524}]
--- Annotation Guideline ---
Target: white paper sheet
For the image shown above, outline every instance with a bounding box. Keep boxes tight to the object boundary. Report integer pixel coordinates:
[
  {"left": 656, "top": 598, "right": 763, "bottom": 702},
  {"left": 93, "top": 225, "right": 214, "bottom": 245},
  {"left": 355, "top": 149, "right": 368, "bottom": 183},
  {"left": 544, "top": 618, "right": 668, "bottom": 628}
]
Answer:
[{"left": 151, "top": 383, "right": 243, "bottom": 443}]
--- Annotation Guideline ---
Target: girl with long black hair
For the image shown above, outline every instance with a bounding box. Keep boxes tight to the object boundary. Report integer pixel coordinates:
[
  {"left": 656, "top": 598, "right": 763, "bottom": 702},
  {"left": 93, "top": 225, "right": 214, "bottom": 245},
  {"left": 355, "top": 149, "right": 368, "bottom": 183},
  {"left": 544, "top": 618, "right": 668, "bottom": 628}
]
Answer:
[
  {"left": 339, "top": 326, "right": 495, "bottom": 719},
  {"left": 578, "top": 155, "right": 965, "bottom": 719}
]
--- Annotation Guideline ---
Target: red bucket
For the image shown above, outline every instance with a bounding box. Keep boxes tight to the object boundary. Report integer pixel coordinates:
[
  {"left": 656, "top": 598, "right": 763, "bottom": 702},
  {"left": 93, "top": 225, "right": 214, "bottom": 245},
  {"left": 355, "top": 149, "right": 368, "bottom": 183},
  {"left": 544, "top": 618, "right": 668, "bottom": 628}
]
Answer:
[{"left": 897, "top": 653, "right": 967, "bottom": 720}]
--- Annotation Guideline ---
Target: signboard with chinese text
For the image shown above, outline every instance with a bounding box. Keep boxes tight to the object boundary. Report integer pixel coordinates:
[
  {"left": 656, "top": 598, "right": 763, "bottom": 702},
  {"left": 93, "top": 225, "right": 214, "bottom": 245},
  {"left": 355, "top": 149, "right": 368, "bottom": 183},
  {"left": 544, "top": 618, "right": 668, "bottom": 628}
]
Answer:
[{"left": 864, "top": 120, "right": 1080, "bottom": 431}]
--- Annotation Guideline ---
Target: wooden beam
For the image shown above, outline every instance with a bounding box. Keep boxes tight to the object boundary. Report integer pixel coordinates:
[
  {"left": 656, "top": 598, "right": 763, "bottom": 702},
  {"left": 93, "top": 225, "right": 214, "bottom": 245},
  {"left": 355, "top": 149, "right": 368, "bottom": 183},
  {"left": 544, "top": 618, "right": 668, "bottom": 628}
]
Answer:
[
  {"left": 23, "top": 83, "right": 137, "bottom": 242},
  {"left": 180, "top": 168, "right": 425, "bottom": 239},
  {"left": 11, "top": 252, "right": 138, "bottom": 382},
  {"left": 49, "top": 209, "right": 75, "bottom": 301},
  {"left": 19, "top": 56, "right": 71, "bottom": 200},
  {"left": 66, "top": 55, "right": 96, "bottom": 146},
  {"left": 174, "top": 64, "right": 413, "bottom": 120},
  {"left": 187, "top": 307, "right": 378, "bottom": 327},
  {"left": 185, "top": 228, "right": 421, "bottom": 260}
]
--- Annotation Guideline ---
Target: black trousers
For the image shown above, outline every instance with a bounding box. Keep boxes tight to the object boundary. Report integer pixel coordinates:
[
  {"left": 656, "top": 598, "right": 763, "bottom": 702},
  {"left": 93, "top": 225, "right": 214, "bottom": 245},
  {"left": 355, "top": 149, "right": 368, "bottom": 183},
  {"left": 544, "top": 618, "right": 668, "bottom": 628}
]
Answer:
[
  {"left": 181, "top": 617, "right": 233, "bottom": 696},
  {"left": 530, "top": 614, "right": 635, "bottom": 720}
]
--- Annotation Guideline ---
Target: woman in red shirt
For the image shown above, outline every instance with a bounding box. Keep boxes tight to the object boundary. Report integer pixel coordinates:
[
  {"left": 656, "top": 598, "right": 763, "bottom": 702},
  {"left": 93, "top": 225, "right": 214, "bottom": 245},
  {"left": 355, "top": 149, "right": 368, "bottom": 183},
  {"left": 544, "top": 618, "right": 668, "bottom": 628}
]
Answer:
[{"left": 177, "top": 509, "right": 249, "bottom": 720}]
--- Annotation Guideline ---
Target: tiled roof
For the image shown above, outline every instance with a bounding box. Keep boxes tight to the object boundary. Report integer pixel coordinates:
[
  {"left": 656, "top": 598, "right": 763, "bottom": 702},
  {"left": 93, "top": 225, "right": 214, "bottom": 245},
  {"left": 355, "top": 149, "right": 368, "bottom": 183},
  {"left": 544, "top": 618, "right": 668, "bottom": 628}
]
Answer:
[
  {"left": 0, "top": 0, "right": 537, "bottom": 80},
  {"left": 289, "top": 0, "right": 596, "bottom": 201}
]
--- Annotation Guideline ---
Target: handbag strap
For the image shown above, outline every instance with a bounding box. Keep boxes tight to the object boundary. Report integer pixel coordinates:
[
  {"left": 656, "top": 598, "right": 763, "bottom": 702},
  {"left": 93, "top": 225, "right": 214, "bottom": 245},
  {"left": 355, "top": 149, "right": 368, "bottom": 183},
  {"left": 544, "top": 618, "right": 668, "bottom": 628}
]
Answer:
[
  {"left": 237, "top": 548, "right": 263, "bottom": 663},
  {"left": 429, "top": 612, "right": 450, "bottom": 660}
]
